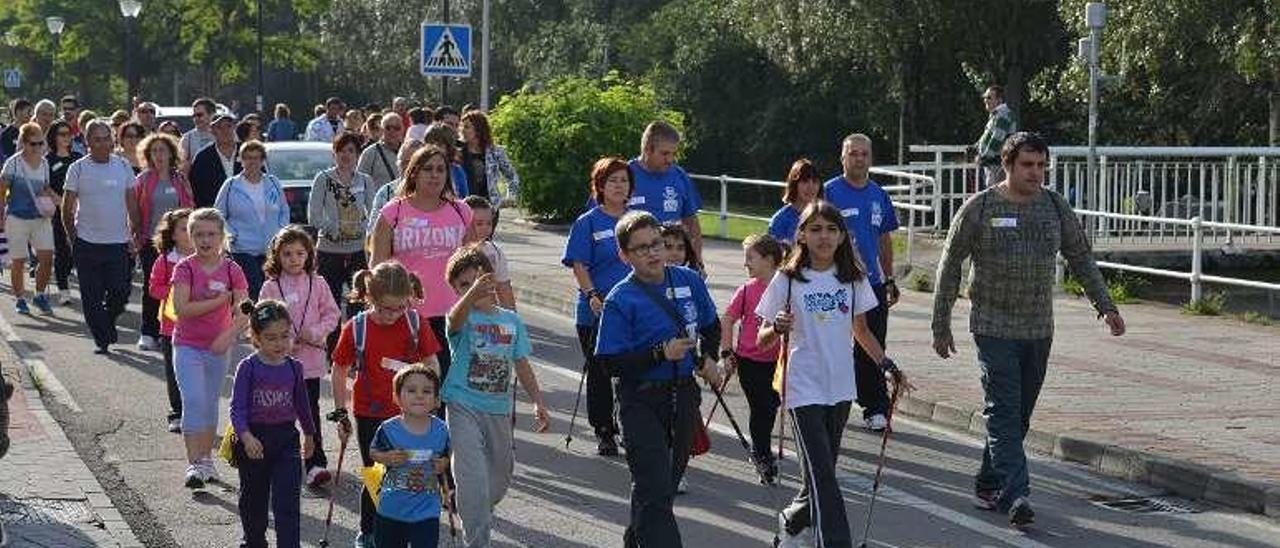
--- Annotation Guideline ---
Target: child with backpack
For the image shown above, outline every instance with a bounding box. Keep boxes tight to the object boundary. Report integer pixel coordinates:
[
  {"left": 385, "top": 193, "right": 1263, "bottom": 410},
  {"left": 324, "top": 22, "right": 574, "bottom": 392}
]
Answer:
[
  {"left": 171, "top": 207, "right": 250, "bottom": 489},
  {"left": 443, "top": 245, "right": 550, "bottom": 547},
  {"left": 370, "top": 364, "right": 451, "bottom": 548},
  {"left": 755, "top": 201, "right": 908, "bottom": 548},
  {"left": 148, "top": 208, "right": 193, "bottom": 434},
  {"left": 331, "top": 261, "right": 443, "bottom": 548},
  {"left": 228, "top": 300, "right": 316, "bottom": 548},
  {"left": 719, "top": 233, "right": 786, "bottom": 485},
  {"left": 258, "top": 226, "right": 341, "bottom": 488}
]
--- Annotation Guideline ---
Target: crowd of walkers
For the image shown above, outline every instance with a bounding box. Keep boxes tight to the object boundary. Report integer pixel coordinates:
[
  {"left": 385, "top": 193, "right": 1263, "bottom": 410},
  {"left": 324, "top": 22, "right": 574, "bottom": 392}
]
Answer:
[{"left": 0, "top": 89, "right": 1126, "bottom": 548}]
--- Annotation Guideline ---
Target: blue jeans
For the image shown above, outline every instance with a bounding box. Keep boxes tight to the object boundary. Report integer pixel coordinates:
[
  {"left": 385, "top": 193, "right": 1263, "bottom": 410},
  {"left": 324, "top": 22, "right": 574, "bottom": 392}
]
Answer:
[
  {"left": 231, "top": 252, "right": 266, "bottom": 300},
  {"left": 375, "top": 514, "right": 439, "bottom": 548},
  {"left": 973, "top": 335, "right": 1052, "bottom": 512}
]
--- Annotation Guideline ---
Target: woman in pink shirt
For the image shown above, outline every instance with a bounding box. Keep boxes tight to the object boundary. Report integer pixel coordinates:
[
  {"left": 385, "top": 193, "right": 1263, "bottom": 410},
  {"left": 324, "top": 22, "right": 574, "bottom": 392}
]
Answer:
[{"left": 370, "top": 144, "right": 473, "bottom": 403}]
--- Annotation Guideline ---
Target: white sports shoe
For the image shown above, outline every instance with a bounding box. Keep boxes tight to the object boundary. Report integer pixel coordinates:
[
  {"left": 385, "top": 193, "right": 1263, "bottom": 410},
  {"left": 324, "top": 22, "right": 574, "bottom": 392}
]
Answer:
[
  {"left": 774, "top": 511, "right": 804, "bottom": 548},
  {"left": 184, "top": 464, "right": 204, "bottom": 489},
  {"left": 197, "top": 456, "right": 219, "bottom": 483},
  {"left": 58, "top": 290, "right": 73, "bottom": 305},
  {"left": 676, "top": 477, "right": 688, "bottom": 494},
  {"left": 865, "top": 413, "right": 888, "bottom": 432},
  {"left": 137, "top": 335, "right": 160, "bottom": 351}
]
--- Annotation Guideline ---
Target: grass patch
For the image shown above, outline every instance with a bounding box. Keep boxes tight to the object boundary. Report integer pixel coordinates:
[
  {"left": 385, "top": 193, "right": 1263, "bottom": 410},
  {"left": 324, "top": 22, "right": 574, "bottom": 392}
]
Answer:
[
  {"left": 1062, "top": 271, "right": 1146, "bottom": 304},
  {"left": 906, "top": 270, "right": 933, "bottom": 292},
  {"left": 1181, "top": 292, "right": 1226, "bottom": 316},
  {"left": 1237, "top": 311, "right": 1274, "bottom": 326}
]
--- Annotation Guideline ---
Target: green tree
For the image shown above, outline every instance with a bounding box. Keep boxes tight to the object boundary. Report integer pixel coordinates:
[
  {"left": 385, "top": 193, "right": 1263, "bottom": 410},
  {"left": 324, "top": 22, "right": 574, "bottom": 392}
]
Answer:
[{"left": 489, "top": 73, "right": 683, "bottom": 221}]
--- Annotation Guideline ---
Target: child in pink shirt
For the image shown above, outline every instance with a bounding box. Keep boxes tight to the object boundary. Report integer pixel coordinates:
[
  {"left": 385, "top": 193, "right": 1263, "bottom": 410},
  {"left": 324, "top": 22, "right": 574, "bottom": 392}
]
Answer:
[
  {"left": 148, "top": 208, "right": 193, "bottom": 434},
  {"left": 171, "top": 207, "right": 250, "bottom": 489},
  {"left": 258, "top": 226, "right": 340, "bottom": 487}
]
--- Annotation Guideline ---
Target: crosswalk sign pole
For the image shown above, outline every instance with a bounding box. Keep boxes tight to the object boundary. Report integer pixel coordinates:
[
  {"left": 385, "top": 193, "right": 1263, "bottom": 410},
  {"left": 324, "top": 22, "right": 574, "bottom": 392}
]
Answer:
[{"left": 440, "top": 0, "right": 450, "bottom": 104}]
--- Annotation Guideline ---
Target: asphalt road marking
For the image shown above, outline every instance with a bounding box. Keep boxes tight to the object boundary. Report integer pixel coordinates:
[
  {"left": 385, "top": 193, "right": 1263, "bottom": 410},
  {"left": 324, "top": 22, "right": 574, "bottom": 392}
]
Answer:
[{"left": 0, "top": 306, "right": 83, "bottom": 413}]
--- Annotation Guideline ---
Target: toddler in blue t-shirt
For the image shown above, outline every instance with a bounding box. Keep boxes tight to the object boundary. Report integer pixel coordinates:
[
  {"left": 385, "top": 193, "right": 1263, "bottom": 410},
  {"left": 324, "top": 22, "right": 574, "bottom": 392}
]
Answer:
[{"left": 370, "top": 364, "right": 451, "bottom": 548}]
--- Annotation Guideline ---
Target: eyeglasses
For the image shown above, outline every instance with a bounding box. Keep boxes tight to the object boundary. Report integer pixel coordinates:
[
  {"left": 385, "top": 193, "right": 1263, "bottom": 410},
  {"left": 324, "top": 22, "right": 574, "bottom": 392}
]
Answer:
[
  {"left": 26, "top": 140, "right": 45, "bottom": 147},
  {"left": 626, "top": 240, "right": 665, "bottom": 255},
  {"left": 137, "top": 109, "right": 155, "bottom": 114}
]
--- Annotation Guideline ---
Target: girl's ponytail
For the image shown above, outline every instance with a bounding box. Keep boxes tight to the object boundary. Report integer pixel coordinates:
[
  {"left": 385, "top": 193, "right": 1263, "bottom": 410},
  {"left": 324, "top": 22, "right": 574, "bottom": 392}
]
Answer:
[{"left": 348, "top": 269, "right": 374, "bottom": 304}]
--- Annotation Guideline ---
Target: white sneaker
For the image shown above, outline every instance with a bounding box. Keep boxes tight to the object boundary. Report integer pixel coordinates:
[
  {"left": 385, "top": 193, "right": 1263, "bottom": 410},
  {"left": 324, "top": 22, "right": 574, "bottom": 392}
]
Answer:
[
  {"left": 58, "top": 290, "right": 72, "bottom": 305},
  {"left": 137, "top": 335, "right": 159, "bottom": 351},
  {"left": 166, "top": 417, "right": 182, "bottom": 433},
  {"left": 197, "top": 456, "right": 219, "bottom": 483},
  {"left": 184, "top": 464, "right": 204, "bottom": 489},
  {"left": 676, "top": 477, "right": 688, "bottom": 494},
  {"left": 865, "top": 413, "right": 888, "bottom": 432}
]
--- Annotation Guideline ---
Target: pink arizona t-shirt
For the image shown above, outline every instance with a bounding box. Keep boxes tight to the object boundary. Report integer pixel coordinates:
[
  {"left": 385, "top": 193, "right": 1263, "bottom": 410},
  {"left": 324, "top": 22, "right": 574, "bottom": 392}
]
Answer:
[
  {"left": 171, "top": 256, "right": 248, "bottom": 350},
  {"left": 380, "top": 198, "right": 473, "bottom": 318}
]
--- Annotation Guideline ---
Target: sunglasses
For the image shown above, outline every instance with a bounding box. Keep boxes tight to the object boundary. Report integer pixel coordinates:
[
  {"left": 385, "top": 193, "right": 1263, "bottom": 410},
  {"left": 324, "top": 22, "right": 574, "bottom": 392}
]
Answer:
[
  {"left": 26, "top": 140, "right": 45, "bottom": 147},
  {"left": 137, "top": 109, "right": 155, "bottom": 114}
]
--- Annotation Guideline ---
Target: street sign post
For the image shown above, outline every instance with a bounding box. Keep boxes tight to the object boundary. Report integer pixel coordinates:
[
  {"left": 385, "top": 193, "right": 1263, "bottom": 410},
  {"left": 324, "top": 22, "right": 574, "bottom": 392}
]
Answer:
[
  {"left": 420, "top": 23, "right": 472, "bottom": 78},
  {"left": 2, "top": 69, "right": 21, "bottom": 90}
]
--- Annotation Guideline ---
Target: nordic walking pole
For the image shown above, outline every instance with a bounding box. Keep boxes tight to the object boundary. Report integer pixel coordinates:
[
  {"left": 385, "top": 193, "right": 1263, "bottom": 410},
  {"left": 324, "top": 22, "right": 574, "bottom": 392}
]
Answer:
[
  {"left": 705, "top": 375, "right": 752, "bottom": 457},
  {"left": 318, "top": 421, "right": 350, "bottom": 548},
  {"left": 857, "top": 368, "right": 905, "bottom": 548},
  {"left": 703, "top": 369, "right": 735, "bottom": 428},
  {"left": 776, "top": 331, "right": 789, "bottom": 462},
  {"left": 439, "top": 472, "right": 458, "bottom": 544},
  {"left": 563, "top": 361, "right": 588, "bottom": 449}
]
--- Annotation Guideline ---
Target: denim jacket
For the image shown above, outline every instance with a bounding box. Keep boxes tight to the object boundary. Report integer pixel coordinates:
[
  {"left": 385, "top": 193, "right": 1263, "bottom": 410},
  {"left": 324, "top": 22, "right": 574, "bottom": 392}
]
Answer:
[{"left": 214, "top": 172, "right": 290, "bottom": 255}]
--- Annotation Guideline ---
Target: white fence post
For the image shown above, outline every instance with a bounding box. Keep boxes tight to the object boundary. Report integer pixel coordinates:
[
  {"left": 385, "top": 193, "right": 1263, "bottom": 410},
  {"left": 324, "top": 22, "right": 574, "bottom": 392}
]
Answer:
[
  {"left": 906, "top": 179, "right": 916, "bottom": 271},
  {"left": 932, "top": 151, "right": 943, "bottom": 231},
  {"left": 1190, "top": 216, "right": 1203, "bottom": 305},
  {"left": 718, "top": 175, "right": 728, "bottom": 239}
]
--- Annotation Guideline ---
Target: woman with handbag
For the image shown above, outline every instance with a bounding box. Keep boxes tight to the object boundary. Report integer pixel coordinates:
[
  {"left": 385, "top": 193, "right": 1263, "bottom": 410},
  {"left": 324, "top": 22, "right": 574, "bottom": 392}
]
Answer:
[
  {"left": 135, "top": 133, "right": 196, "bottom": 351},
  {"left": 0, "top": 122, "right": 58, "bottom": 315}
]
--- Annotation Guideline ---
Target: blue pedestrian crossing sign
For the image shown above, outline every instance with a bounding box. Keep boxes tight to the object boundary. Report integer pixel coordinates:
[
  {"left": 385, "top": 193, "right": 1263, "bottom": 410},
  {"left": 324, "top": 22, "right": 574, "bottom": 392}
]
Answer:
[
  {"left": 2, "top": 69, "right": 20, "bottom": 90},
  {"left": 420, "top": 23, "right": 472, "bottom": 78}
]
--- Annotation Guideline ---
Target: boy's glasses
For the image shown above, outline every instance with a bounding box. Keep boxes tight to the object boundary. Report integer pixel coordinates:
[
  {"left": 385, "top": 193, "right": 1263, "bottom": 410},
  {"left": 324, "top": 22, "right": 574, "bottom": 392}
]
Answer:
[{"left": 627, "top": 240, "right": 665, "bottom": 256}]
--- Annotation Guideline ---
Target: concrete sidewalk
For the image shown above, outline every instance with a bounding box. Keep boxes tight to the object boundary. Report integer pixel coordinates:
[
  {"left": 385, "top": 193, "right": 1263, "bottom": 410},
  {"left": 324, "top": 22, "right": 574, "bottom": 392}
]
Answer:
[
  {"left": 496, "top": 213, "right": 1280, "bottom": 519},
  {"left": 0, "top": 339, "right": 143, "bottom": 546}
]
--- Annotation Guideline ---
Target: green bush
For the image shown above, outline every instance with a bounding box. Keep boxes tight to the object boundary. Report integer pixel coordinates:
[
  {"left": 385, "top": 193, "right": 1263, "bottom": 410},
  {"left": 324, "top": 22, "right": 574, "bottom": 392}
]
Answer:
[
  {"left": 1181, "top": 292, "right": 1226, "bottom": 316},
  {"left": 490, "top": 73, "right": 685, "bottom": 222}
]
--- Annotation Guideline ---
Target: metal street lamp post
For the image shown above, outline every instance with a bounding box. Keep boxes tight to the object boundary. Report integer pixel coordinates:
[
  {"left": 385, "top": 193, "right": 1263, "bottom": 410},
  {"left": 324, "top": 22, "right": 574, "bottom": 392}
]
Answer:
[
  {"left": 119, "top": 0, "right": 143, "bottom": 110},
  {"left": 45, "top": 16, "right": 64, "bottom": 88},
  {"left": 1083, "top": 2, "right": 1106, "bottom": 216},
  {"left": 256, "top": 0, "right": 264, "bottom": 113}
]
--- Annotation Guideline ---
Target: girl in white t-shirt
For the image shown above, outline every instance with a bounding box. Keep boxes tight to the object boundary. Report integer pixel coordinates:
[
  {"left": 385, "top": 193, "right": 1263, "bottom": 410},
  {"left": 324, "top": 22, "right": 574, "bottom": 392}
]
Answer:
[{"left": 755, "top": 200, "right": 910, "bottom": 548}]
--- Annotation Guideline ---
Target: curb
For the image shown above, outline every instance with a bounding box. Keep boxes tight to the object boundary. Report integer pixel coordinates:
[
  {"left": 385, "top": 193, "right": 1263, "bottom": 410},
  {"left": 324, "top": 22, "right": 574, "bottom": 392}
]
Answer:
[
  {"left": 509, "top": 273, "right": 1280, "bottom": 520},
  {"left": 0, "top": 312, "right": 144, "bottom": 547}
]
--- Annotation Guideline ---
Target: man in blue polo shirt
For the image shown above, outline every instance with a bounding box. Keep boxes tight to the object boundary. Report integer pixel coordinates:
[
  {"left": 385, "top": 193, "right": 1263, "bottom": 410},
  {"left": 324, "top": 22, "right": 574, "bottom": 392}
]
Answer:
[
  {"left": 595, "top": 211, "right": 721, "bottom": 548},
  {"left": 626, "top": 121, "right": 704, "bottom": 266},
  {"left": 823, "top": 133, "right": 900, "bottom": 432}
]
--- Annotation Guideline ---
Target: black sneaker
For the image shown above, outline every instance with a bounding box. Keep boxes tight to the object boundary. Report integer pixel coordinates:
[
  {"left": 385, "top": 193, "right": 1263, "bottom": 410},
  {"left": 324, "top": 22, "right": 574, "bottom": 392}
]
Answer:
[
  {"left": 752, "top": 454, "right": 777, "bottom": 485},
  {"left": 597, "top": 434, "right": 619, "bottom": 456},
  {"left": 973, "top": 488, "right": 1000, "bottom": 511},
  {"left": 1008, "top": 497, "right": 1035, "bottom": 528}
]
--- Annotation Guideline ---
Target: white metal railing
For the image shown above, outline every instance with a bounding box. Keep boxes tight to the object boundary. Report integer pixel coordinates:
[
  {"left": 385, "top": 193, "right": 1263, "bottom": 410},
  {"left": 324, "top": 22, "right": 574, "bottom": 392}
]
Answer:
[
  {"left": 689, "top": 167, "right": 936, "bottom": 268},
  {"left": 1072, "top": 209, "right": 1280, "bottom": 304},
  {"left": 903, "top": 145, "right": 1280, "bottom": 245}
]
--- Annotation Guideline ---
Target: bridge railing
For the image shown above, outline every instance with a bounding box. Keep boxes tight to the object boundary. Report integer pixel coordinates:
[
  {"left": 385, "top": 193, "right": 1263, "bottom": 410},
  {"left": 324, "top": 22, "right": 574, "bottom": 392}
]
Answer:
[
  {"left": 688, "top": 167, "right": 936, "bottom": 269},
  {"left": 690, "top": 167, "right": 1277, "bottom": 305},
  {"left": 903, "top": 145, "right": 1280, "bottom": 245}
]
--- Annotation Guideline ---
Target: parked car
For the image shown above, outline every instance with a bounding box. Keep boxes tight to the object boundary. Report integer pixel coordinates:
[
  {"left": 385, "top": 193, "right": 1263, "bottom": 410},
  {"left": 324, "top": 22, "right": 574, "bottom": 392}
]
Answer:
[{"left": 264, "top": 141, "right": 331, "bottom": 225}]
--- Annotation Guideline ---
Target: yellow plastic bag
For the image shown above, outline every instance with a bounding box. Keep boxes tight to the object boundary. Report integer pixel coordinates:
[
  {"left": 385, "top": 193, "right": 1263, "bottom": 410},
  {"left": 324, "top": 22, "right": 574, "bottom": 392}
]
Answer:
[
  {"left": 361, "top": 463, "right": 386, "bottom": 508},
  {"left": 161, "top": 287, "right": 178, "bottom": 323},
  {"left": 217, "top": 423, "right": 238, "bottom": 468}
]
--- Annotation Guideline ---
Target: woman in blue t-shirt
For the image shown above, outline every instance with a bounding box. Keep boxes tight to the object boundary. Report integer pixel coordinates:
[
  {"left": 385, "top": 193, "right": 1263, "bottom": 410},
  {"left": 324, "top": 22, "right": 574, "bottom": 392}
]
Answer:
[
  {"left": 766, "top": 158, "right": 823, "bottom": 247},
  {"left": 561, "top": 157, "right": 633, "bottom": 456}
]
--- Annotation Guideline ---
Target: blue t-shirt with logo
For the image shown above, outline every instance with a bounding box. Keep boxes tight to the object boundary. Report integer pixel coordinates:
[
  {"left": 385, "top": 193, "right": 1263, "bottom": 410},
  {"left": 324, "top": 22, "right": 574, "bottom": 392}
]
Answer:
[
  {"left": 767, "top": 204, "right": 802, "bottom": 245},
  {"left": 595, "top": 266, "right": 717, "bottom": 381},
  {"left": 443, "top": 307, "right": 532, "bottom": 415},
  {"left": 626, "top": 159, "right": 701, "bottom": 225},
  {"left": 561, "top": 206, "right": 633, "bottom": 326},
  {"left": 822, "top": 176, "right": 899, "bottom": 285},
  {"left": 371, "top": 416, "right": 450, "bottom": 523}
]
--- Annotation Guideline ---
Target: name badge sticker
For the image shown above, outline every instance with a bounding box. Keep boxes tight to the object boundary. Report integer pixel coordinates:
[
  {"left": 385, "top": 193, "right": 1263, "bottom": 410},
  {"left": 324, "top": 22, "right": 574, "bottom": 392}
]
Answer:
[
  {"left": 840, "top": 208, "right": 859, "bottom": 217},
  {"left": 592, "top": 229, "right": 615, "bottom": 241},
  {"left": 629, "top": 196, "right": 647, "bottom": 206},
  {"left": 407, "top": 449, "right": 434, "bottom": 463},
  {"left": 666, "top": 286, "right": 693, "bottom": 299},
  {"left": 209, "top": 280, "right": 228, "bottom": 292},
  {"left": 991, "top": 217, "right": 1018, "bottom": 228}
]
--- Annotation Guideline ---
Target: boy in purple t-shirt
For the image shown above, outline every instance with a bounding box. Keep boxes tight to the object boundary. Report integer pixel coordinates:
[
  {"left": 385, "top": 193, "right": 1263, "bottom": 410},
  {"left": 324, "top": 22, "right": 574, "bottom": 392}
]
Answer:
[{"left": 229, "top": 300, "right": 316, "bottom": 548}]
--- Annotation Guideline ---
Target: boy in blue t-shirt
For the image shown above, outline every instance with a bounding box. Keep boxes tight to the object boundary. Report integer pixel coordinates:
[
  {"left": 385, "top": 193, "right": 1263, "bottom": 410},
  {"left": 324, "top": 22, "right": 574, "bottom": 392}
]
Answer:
[
  {"left": 442, "top": 245, "right": 550, "bottom": 547},
  {"left": 593, "top": 211, "right": 722, "bottom": 547},
  {"left": 370, "top": 365, "right": 451, "bottom": 548},
  {"left": 822, "top": 133, "right": 901, "bottom": 431}
]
